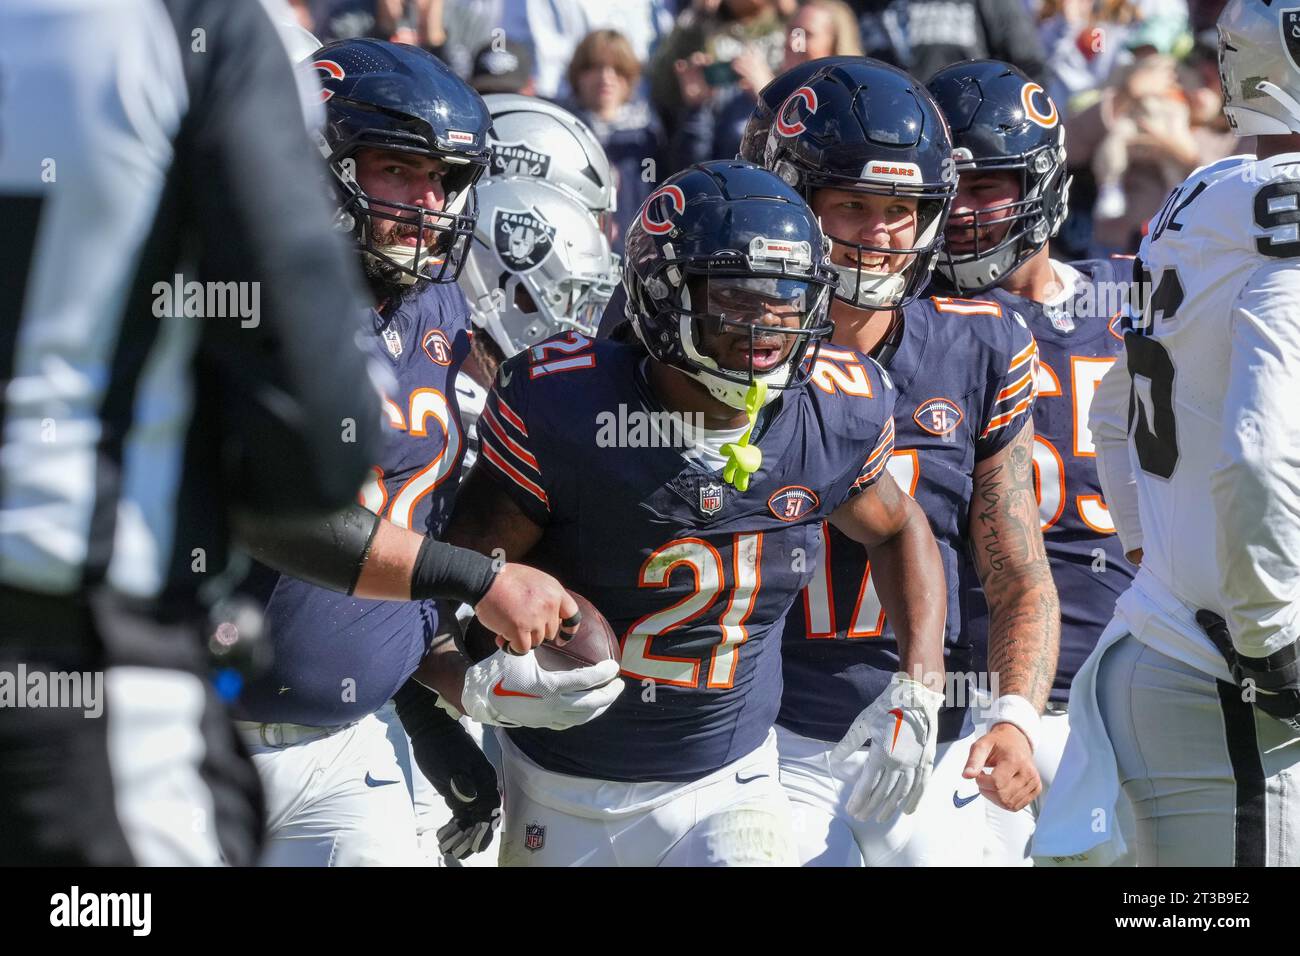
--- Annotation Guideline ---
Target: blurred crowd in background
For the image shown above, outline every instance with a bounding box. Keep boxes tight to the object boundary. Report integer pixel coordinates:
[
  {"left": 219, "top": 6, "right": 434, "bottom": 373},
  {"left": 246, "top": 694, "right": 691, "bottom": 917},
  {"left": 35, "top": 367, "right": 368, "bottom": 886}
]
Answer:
[{"left": 284, "top": 0, "right": 1241, "bottom": 260}]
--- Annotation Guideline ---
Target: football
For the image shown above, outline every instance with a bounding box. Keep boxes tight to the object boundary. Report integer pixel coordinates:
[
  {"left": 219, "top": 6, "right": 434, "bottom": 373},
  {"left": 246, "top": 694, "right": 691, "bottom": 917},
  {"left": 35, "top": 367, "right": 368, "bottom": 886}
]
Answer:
[{"left": 461, "top": 589, "right": 621, "bottom": 671}]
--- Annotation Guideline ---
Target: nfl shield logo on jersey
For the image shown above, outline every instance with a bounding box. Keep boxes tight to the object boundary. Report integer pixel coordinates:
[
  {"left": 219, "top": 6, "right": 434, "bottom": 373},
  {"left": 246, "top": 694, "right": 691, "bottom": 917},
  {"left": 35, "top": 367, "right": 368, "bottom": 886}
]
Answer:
[
  {"left": 1284, "top": 10, "right": 1300, "bottom": 71},
  {"left": 494, "top": 207, "right": 557, "bottom": 273},
  {"left": 381, "top": 326, "right": 403, "bottom": 358},
  {"left": 525, "top": 823, "right": 545, "bottom": 852},
  {"left": 699, "top": 480, "right": 724, "bottom": 517}
]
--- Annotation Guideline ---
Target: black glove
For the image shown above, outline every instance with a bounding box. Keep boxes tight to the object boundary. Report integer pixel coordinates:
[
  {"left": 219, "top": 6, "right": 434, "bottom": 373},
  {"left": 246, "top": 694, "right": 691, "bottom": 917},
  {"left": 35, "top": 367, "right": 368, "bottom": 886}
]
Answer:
[
  {"left": 393, "top": 678, "right": 501, "bottom": 859},
  {"left": 1196, "top": 610, "right": 1300, "bottom": 733}
]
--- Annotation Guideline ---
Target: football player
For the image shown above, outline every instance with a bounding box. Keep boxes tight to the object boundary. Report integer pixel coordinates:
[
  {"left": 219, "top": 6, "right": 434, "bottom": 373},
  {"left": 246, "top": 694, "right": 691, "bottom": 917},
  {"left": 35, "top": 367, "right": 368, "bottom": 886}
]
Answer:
[
  {"left": 740, "top": 58, "right": 1061, "bottom": 866},
  {"left": 428, "top": 159, "right": 949, "bottom": 866},
  {"left": 233, "top": 39, "right": 621, "bottom": 866},
  {"left": 1038, "top": 0, "right": 1300, "bottom": 865},
  {"left": 924, "top": 60, "right": 1137, "bottom": 864},
  {"left": 405, "top": 175, "right": 618, "bottom": 865}
]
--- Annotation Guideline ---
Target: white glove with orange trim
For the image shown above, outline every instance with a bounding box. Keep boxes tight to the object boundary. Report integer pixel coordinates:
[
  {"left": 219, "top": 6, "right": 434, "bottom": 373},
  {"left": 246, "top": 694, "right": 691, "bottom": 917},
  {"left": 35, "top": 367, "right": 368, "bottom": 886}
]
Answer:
[
  {"left": 831, "top": 673, "right": 945, "bottom": 822},
  {"left": 460, "top": 648, "right": 624, "bottom": 731}
]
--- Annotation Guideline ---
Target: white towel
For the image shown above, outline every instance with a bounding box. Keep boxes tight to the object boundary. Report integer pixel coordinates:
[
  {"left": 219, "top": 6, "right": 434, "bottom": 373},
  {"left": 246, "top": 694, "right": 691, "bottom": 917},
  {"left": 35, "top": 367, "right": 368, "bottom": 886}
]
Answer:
[{"left": 1030, "top": 615, "right": 1130, "bottom": 865}]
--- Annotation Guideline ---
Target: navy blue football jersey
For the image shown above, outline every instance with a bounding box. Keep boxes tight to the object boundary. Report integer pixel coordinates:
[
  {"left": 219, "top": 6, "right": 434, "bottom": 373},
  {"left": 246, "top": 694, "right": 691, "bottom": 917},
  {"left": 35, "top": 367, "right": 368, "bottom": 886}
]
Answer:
[
  {"left": 779, "top": 296, "right": 1038, "bottom": 744},
  {"left": 235, "top": 282, "right": 471, "bottom": 727},
  {"left": 964, "top": 259, "right": 1134, "bottom": 702},
  {"left": 477, "top": 332, "right": 897, "bottom": 782}
]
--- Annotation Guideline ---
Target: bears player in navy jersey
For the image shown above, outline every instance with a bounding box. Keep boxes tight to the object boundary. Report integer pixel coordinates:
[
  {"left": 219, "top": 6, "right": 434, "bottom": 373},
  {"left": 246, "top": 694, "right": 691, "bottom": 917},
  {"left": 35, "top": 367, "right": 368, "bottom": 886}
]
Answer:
[
  {"left": 926, "top": 60, "right": 1137, "bottom": 864},
  {"left": 431, "top": 160, "right": 948, "bottom": 866},
  {"left": 741, "top": 58, "right": 1061, "bottom": 866},
  {"left": 231, "top": 40, "right": 622, "bottom": 866}
]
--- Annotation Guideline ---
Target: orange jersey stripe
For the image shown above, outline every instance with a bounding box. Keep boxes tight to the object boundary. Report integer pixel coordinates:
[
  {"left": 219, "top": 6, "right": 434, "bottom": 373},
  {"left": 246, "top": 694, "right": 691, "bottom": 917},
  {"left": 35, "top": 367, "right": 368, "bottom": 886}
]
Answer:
[
  {"left": 494, "top": 396, "right": 529, "bottom": 436},
  {"left": 482, "top": 444, "right": 549, "bottom": 507},
  {"left": 981, "top": 396, "right": 1034, "bottom": 437},
  {"left": 482, "top": 405, "right": 540, "bottom": 471}
]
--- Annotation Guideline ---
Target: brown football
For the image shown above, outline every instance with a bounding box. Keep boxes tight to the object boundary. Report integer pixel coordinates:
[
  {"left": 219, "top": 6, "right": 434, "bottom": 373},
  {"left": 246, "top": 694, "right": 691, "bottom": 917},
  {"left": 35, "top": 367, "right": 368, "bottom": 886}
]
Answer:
[{"left": 461, "top": 589, "right": 621, "bottom": 671}]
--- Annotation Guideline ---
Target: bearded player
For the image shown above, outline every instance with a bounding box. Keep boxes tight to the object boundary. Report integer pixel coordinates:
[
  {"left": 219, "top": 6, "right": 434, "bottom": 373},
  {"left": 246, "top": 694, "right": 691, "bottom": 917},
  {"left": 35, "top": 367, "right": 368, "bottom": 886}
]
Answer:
[
  {"left": 741, "top": 58, "right": 1060, "bottom": 866},
  {"left": 427, "top": 159, "right": 948, "bottom": 866}
]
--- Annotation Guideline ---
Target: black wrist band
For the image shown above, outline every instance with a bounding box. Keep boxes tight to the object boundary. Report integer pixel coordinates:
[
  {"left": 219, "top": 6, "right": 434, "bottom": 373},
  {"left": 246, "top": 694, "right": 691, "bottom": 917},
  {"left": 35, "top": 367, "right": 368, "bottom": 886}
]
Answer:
[{"left": 411, "top": 537, "right": 500, "bottom": 606}]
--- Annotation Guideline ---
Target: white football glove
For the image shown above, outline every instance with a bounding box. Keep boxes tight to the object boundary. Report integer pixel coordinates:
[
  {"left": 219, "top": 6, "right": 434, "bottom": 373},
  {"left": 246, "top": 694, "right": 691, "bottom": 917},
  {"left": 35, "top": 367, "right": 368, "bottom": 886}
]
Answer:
[
  {"left": 831, "top": 673, "right": 945, "bottom": 822},
  {"left": 460, "top": 648, "right": 624, "bottom": 731}
]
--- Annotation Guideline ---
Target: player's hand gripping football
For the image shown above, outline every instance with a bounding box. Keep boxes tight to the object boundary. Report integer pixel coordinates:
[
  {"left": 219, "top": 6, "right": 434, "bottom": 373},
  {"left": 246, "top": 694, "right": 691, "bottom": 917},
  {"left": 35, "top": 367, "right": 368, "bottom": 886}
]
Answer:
[
  {"left": 831, "top": 673, "right": 945, "bottom": 821},
  {"left": 460, "top": 647, "right": 624, "bottom": 731},
  {"left": 473, "top": 562, "right": 582, "bottom": 654}
]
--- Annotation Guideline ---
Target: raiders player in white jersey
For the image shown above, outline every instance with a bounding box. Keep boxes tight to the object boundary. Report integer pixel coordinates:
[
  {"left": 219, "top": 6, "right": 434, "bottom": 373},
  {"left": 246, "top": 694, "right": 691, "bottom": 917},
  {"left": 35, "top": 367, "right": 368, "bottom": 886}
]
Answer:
[{"left": 1035, "top": 0, "right": 1300, "bottom": 865}]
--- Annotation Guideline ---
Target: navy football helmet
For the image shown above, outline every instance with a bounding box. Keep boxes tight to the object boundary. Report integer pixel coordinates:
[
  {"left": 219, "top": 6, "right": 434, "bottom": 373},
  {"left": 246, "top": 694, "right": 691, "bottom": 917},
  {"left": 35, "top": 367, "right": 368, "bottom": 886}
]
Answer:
[
  {"left": 623, "top": 161, "right": 837, "bottom": 411},
  {"left": 926, "top": 60, "right": 1070, "bottom": 293},
  {"left": 740, "top": 58, "right": 956, "bottom": 310},
  {"left": 312, "top": 40, "right": 492, "bottom": 285},
  {"left": 736, "top": 56, "right": 863, "bottom": 164}
]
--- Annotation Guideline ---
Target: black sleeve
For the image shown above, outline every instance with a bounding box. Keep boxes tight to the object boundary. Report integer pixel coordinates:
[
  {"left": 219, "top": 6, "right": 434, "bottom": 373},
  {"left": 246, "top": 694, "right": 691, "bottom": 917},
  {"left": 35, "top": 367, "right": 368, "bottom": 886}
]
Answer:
[
  {"left": 170, "top": 0, "right": 383, "bottom": 516},
  {"left": 980, "top": 0, "right": 1048, "bottom": 84}
]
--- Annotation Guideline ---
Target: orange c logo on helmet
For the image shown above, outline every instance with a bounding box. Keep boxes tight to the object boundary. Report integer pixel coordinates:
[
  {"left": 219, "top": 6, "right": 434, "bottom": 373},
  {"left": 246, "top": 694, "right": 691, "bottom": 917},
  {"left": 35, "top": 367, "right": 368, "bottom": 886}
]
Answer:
[
  {"left": 640, "top": 184, "right": 686, "bottom": 236},
  {"left": 1021, "top": 82, "right": 1058, "bottom": 128},
  {"left": 314, "top": 59, "right": 345, "bottom": 101},
  {"left": 776, "top": 86, "right": 819, "bottom": 137}
]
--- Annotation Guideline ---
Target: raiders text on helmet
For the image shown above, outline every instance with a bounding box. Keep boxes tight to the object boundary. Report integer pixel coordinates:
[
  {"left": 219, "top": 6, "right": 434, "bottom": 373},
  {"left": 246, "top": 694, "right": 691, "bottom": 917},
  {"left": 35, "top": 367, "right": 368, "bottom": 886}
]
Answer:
[
  {"left": 483, "top": 94, "right": 618, "bottom": 218},
  {"left": 314, "top": 39, "right": 492, "bottom": 285},
  {"left": 926, "top": 60, "right": 1071, "bottom": 294},
  {"left": 740, "top": 58, "right": 957, "bottom": 309}
]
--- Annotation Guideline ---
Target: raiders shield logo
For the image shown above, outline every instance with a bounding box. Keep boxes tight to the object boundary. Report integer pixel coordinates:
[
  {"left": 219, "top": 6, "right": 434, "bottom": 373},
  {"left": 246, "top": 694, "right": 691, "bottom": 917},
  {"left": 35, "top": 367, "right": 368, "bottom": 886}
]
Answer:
[
  {"left": 1284, "top": 10, "right": 1300, "bottom": 72},
  {"left": 699, "top": 480, "right": 725, "bottom": 517},
  {"left": 524, "top": 823, "right": 545, "bottom": 852},
  {"left": 494, "top": 207, "right": 557, "bottom": 273},
  {"left": 490, "top": 141, "right": 553, "bottom": 179}
]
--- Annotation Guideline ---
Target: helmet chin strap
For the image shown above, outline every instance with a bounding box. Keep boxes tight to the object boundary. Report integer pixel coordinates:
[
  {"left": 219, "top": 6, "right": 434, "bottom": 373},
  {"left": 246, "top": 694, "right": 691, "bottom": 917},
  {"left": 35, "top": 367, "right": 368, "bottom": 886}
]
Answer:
[
  {"left": 721, "top": 381, "right": 767, "bottom": 492},
  {"left": 834, "top": 262, "right": 906, "bottom": 308},
  {"left": 370, "top": 243, "right": 431, "bottom": 285},
  {"left": 939, "top": 242, "right": 1018, "bottom": 293}
]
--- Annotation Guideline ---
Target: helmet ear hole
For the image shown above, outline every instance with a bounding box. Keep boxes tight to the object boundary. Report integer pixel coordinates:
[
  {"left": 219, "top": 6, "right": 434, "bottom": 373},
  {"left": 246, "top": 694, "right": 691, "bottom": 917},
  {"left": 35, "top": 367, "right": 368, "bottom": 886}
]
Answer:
[{"left": 514, "top": 283, "right": 539, "bottom": 314}]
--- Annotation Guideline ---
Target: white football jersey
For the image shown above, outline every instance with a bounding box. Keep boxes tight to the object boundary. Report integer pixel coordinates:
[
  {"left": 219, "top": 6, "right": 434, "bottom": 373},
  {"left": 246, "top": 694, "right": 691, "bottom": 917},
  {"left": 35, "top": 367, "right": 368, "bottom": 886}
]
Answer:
[{"left": 1091, "top": 152, "right": 1300, "bottom": 674}]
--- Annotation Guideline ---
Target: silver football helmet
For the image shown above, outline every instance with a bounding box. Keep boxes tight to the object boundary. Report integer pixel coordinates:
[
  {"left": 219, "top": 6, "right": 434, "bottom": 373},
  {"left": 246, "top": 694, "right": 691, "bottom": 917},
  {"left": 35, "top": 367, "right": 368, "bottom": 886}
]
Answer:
[
  {"left": 459, "top": 177, "right": 620, "bottom": 357},
  {"left": 1219, "top": 0, "right": 1300, "bottom": 135},
  {"left": 483, "top": 94, "right": 618, "bottom": 222}
]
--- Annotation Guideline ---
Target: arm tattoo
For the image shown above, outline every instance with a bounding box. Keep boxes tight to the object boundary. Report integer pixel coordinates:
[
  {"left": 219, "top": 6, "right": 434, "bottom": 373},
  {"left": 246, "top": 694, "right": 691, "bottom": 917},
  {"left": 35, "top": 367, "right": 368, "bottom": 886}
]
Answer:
[{"left": 971, "top": 422, "right": 1061, "bottom": 710}]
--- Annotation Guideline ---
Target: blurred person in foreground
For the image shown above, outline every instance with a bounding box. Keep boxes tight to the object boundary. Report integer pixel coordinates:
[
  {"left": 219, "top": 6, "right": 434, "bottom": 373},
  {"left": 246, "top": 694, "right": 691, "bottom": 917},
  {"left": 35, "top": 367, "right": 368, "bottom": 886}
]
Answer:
[{"left": 0, "top": 0, "right": 383, "bottom": 866}]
